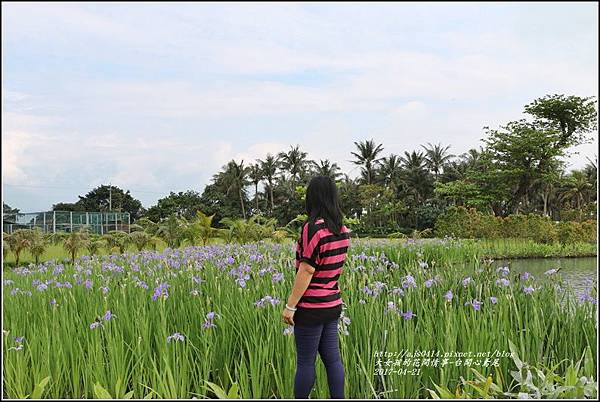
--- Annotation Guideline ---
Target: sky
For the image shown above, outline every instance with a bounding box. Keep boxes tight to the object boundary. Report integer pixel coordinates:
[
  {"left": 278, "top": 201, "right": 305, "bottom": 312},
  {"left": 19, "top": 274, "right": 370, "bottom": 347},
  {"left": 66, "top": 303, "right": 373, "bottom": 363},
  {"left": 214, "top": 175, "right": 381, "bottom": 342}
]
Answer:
[{"left": 2, "top": 2, "right": 598, "bottom": 212}]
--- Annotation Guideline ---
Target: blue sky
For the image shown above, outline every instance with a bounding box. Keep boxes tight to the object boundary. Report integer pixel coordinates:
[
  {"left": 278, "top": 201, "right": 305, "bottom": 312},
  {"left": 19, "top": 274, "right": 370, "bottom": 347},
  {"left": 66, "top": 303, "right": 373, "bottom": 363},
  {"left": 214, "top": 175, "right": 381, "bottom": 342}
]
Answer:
[{"left": 2, "top": 2, "right": 598, "bottom": 211}]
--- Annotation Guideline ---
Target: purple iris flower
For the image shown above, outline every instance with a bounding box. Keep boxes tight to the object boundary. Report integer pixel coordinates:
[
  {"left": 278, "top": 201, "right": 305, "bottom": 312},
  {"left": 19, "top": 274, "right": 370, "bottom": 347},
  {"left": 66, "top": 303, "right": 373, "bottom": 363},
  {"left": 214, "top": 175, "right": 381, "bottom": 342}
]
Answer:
[
  {"left": 402, "top": 275, "right": 417, "bottom": 289},
  {"left": 522, "top": 286, "right": 535, "bottom": 295},
  {"left": 496, "top": 278, "right": 510, "bottom": 287},
  {"left": 497, "top": 266, "right": 510, "bottom": 277},
  {"left": 152, "top": 283, "right": 170, "bottom": 301},
  {"left": 444, "top": 290, "right": 453, "bottom": 302},
  {"left": 401, "top": 310, "right": 416, "bottom": 320},
  {"left": 272, "top": 272, "right": 284, "bottom": 284},
  {"left": 103, "top": 310, "right": 115, "bottom": 321},
  {"left": 462, "top": 277, "right": 472, "bottom": 287},
  {"left": 489, "top": 296, "right": 498, "bottom": 304},
  {"left": 167, "top": 332, "right": 185, "bottom": 343},
  {"left": 465, "top": 299, "right": 482, "bottom": 311},
  {"left": 424, "top": 279, "right": 434, "bottom": 288}
]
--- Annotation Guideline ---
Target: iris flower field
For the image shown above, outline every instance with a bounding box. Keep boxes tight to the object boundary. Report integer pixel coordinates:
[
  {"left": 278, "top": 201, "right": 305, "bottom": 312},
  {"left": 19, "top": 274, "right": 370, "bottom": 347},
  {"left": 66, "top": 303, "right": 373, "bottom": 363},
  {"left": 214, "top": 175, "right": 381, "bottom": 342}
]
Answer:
[{"left": 3, "top": 238, "right": 597, "bottom": 399}]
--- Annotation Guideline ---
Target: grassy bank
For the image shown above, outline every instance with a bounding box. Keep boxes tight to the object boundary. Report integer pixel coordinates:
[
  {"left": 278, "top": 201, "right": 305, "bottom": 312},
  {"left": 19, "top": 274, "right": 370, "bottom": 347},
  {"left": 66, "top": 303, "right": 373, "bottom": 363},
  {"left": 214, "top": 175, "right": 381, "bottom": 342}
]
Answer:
[{"left": 3, "top": 237, "right": 597, "bottom": 269}]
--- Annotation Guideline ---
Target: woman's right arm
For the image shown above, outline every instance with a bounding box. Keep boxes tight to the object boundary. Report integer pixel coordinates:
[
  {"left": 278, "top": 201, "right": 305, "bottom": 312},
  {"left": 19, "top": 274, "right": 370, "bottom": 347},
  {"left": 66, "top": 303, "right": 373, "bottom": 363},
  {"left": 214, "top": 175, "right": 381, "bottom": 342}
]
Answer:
[{"left": 286, "top": 261, "right": 315, "bottom": 308}]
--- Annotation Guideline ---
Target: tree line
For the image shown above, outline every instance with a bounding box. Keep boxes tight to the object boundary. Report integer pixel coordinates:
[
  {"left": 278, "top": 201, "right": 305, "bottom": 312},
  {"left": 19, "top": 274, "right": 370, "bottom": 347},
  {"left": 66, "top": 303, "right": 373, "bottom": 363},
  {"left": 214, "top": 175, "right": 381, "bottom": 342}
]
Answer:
[{"left": 5, "top": 93, "right": 597, "bottom": 237}]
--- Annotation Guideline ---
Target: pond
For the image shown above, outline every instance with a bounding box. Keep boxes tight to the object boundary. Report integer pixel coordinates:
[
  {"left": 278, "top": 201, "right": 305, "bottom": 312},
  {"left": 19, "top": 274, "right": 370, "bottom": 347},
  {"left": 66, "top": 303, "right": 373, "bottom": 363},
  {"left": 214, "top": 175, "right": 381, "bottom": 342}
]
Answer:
[{"left": 488, "top": 257, "right": 597, "bottom": 294}]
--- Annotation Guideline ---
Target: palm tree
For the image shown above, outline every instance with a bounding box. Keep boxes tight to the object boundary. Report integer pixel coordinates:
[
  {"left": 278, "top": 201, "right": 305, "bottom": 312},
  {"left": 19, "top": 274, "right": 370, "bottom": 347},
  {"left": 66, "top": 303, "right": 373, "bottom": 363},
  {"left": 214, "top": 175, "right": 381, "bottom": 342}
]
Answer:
[
  {"left": 155, "top": 215, "right": 187, "bottom": 248},
  {"left": 583, "top": 155, "right": 597, "bottom": 201},
  {"left": 102, "top": 230, "right": 129, "bottom": 254},
  {"left": 378, "top": 154, "right": 403, "bottom": 190},
  {"left": 399, "top": 150, "right": 432, "bottom": 226},
  {"left": 422, "top": 142, "right": 455, "bottom": 180},
  {"left": 460, "top": 147, "right": 485, "bottom": 168},
  {"left": 220, "top": 159, "right": 251, "bottom": 219},
  {"left": 5, "top": 229, "right": 32, "bottom": 267},
  {"left": 28, "top": 228, "right": 50, "bottom": 265},
  {"left": 86, "top": 234, "right": 106, "bottom": 256},
  {"left": 278, "top": 145, "right": 308, "bottom": 191},
  {"left": 258, "top": 154, "right": 279, "bottom": 214},
  {"left": 63, "top": 228, "right": 90, "bottom": 265},
  {"left": 219, "top": 217, "right": 251, "bottom": 244},
  {"left": 350, "top": 139, "right": 385, "bottom": 184},
  {"left": 187, "top": 211, "right": 219, "bottom": 246},
  {"left": 248, "top": 163, "right": 263, "bottom": 213},
  {"left": 3, "top": 234, "right": 10, "bottom": 261},
  {"left": 310, "top": 159, "right": 342, "bottom": 180},
  {"left": 560, "top": 170, "right": 593, "bottom": 219},
  {"left": 128, "top": 230, "right": 152, "bottom": 251}
]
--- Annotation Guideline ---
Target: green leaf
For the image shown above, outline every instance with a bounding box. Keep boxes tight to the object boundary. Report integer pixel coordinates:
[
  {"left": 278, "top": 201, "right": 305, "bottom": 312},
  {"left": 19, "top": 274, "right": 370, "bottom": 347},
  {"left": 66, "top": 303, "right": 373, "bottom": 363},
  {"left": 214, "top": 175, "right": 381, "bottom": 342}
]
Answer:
[
  {"left": 123, "top": 390, "right": 135, "bottom": 399},
  {"left": 115, "top": 378, "right": 122, "bottom": 398},
  {"left": 31, "top": 376, "right": 51, "bottom": 399},
  {"left": 94, "top": 383, "right": 113, "bottom": 399},
  {"left": 508, "top": 339, "right": 523, "bottom": 370},
  {"left": 227, "top": 382, "right": 239, "bottom": 399},
  {"left": 432, "top": 382, "right": 455, "bottom": 399},
  {"left": 205, "top": 381, "right": 228, "bottom": 399}
]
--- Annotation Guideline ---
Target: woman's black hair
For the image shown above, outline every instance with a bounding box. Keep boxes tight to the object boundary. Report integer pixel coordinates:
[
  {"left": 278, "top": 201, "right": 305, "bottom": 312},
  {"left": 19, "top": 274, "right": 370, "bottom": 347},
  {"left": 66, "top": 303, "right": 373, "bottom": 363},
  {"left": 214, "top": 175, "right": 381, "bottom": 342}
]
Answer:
[{"left": 305, "top": 175, "right": 344, "bottom": 235}]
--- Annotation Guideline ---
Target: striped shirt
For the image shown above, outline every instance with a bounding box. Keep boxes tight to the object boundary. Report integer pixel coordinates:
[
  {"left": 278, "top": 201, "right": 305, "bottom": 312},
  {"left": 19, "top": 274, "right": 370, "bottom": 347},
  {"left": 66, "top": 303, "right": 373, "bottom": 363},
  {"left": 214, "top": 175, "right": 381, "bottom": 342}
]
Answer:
[{"left": 295, "top": 218, "right": 350, "bottom": 309}]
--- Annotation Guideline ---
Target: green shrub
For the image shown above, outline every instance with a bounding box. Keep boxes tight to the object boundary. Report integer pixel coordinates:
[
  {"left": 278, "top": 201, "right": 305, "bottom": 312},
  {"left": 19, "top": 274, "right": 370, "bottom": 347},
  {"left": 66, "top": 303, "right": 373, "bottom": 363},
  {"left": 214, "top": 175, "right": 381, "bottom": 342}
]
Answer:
[
  {"left": 557, "top": 220, "right": 596, "bottom": 245},
  {"left": 435, "top": 207, "right": 593, "bottom": 244}
]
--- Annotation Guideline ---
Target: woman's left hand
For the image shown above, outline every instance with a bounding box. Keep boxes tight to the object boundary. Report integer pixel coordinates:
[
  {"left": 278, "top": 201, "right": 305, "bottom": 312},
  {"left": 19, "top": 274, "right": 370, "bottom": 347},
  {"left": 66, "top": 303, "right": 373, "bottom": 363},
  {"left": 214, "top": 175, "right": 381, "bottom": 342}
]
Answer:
[{"left": 282, "top": 307, "right": 295, "bottom": 326}]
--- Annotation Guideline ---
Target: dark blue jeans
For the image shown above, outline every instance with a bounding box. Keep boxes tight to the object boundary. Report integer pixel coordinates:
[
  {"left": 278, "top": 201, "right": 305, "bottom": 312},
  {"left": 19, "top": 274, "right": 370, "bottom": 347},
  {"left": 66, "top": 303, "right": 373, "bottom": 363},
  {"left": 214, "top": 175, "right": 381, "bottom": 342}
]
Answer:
[{"left": 294, "top": 318, "right": 345, "bottom": 399}]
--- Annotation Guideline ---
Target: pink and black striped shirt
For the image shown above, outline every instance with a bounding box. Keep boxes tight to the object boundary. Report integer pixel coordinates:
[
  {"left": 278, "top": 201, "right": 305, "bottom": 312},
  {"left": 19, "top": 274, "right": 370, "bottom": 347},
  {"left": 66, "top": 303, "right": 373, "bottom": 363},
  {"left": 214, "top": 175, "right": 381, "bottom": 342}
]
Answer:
[{"left": 295, "top": 218, "right": 350, "bottom": 309}]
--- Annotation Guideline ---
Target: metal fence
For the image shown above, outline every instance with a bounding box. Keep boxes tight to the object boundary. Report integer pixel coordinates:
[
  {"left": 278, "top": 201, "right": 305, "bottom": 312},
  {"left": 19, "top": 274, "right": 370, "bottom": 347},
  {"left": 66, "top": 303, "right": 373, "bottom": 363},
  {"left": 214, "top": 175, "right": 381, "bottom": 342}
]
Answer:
[{"left": 3, "top": 211, "right": 131, "bottom": 235}]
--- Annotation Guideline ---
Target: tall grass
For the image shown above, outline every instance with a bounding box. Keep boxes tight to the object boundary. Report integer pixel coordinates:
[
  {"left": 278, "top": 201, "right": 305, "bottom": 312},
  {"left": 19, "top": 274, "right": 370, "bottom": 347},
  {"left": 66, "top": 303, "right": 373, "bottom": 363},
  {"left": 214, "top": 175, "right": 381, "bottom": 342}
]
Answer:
[{"left": 2, "top": 239, "right": 596, "bottom": 398}]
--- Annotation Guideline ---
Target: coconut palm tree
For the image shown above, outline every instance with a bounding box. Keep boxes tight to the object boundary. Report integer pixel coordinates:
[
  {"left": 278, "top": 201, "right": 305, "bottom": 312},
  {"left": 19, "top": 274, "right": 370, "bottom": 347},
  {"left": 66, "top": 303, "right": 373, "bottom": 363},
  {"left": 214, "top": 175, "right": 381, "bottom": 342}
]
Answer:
[
  {"left": 378, "top": 154, "right": 403, "bottom": 190},
  {"left": 258, "top": 154, "right": 280, "bottom": 214},
  {"left": 248, "top": 163, "right": 263, "bottom": 213},
  {"left": 559, "top": 170, "right": 593, "bottom": 219},
  {"left": 278, "top": 145, "right": 309, "bottom": 192},
  {"left": 460, "top": 147, "right": 485, "bottom": 168},
  {"left": 310, "top": 159, "right": 342, "bottom": 180},
  {"left": 399, "top": 150, "right": 432, "bottom": 207},
  {"left": 422, "top": 142, "right": 455, "bottom": 180},
  {"left": 583, "top": 155, "right": 597, "bottom": 201},
  {"left": 228, "top": 159, "right": 251, "bottom": 219},
  {"left": 350, "top": 139, "right": 385, "bottom": 185}
]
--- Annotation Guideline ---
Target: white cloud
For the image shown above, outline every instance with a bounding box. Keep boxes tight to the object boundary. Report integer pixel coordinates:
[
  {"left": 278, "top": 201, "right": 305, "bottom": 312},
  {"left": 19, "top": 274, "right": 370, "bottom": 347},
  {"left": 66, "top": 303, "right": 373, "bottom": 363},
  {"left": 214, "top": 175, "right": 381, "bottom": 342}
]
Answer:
[{"left": 2, "top": 3, "right": 597, "bottom": 210}]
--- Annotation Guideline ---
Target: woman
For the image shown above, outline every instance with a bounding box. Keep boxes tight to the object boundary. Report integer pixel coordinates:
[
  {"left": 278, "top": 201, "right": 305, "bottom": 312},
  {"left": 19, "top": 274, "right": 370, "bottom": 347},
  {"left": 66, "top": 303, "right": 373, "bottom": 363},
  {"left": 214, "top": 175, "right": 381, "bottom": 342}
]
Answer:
[{"left": 282, "top": 175, "right": 351, "bottom": 399}]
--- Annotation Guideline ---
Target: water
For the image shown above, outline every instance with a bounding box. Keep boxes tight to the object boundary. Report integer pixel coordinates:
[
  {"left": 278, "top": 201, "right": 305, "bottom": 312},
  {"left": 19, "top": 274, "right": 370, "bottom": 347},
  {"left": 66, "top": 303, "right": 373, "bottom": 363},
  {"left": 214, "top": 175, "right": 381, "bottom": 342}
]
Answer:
[{"left": 489, "top": 257, "right": 597, "bottom": 294}]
